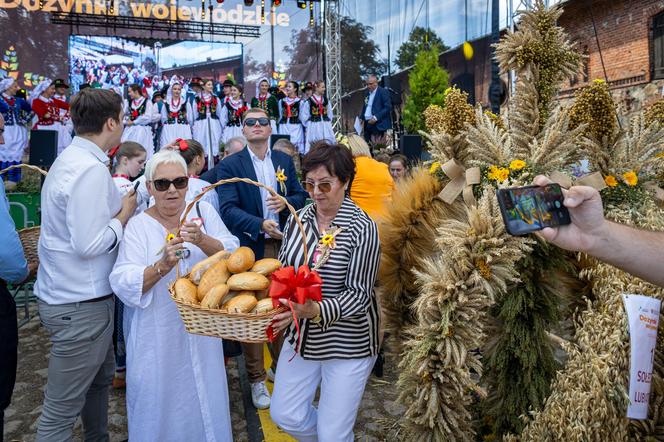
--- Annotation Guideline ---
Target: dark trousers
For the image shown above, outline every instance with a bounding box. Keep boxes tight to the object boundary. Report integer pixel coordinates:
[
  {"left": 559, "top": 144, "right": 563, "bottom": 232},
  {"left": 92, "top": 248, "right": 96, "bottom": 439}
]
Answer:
[
  {"left": 242, "top": 238, "right": 284, "bottom": 383},
  {"left": 363, "top": 121, "right": 386, "bottom": 147},
  {"left": 0, "top": 283, "right": 18, "bottom": 440}
]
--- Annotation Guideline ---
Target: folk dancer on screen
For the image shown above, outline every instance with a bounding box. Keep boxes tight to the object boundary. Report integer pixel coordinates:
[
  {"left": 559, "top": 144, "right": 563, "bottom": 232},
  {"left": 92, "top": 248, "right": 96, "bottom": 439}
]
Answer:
[
  {"left": 31, "top": 78, "right": 72, "bottom": 156},
  {"left": 189, "top": 79, "right": 223, "bottom": 170},
  {"left": 278, "top": 81, "right": 305, "bottom": 155},
  {"left": 300, "top": 80, "right": 335, "bottom": 154},
  {"left": 0, "top": 78, "right": 32, "bottom": 187},
  {"left": 220, "top": 84, "right": 248, "bottom": 146},
  {"left": 160, "top": 79, "right": 192, "bottom": 150},
  {"left": 251, "top": 78, "right": 279, "bottom": 133},
  {"left": 121, "top": 84, "right": 159, "bottom": 160}
]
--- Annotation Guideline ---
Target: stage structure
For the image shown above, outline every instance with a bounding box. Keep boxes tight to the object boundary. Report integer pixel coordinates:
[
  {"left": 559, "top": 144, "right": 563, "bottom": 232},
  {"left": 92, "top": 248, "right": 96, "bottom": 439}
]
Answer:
[
  {"left": 51, "top": 12, "right": 261, "bottom": 40},
  {"left": 323, "top": 0, "right": 341, "bottom": 132}
]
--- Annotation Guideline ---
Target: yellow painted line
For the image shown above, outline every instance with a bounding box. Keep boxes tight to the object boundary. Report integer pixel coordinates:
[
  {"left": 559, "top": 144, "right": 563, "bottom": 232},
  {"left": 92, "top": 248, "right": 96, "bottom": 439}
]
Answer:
[{"left": 258, "top": 344, "right": 296, "bottom": 442}]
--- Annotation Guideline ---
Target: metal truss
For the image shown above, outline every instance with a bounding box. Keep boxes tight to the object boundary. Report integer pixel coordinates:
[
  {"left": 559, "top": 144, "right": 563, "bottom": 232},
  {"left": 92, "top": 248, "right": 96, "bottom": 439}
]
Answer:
[
  {"left": 323, "top": 0, "right": 341, "bottom": 132},
  {"left": 50, "top": 12, "right": 261, "bottom": 41}
]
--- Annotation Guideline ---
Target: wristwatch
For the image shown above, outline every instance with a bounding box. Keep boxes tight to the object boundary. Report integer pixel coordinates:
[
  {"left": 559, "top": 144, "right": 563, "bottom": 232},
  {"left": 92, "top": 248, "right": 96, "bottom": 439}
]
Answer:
[{"left": 311, "top": 302, "right": 322, "bottom": 324}]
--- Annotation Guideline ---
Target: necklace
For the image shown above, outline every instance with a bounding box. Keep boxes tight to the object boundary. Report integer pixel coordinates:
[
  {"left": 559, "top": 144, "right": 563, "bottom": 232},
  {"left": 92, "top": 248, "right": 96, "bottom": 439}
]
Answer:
[{"left": 112, "top": 173, "right": 130, "bottom": 180}]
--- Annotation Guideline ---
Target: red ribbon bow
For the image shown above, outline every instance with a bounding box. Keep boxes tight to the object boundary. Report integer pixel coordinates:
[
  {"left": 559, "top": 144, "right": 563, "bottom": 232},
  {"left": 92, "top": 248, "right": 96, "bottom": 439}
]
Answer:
[
  {"left": 131, "top": 109, "right": 139, "bottom": 119},
  {"left": 175, "top": 138, "right": 188, "bottom": 151},
  {"left": 267, "top": 266, "right": 323, "bottom": 357},
  {"left": 169, "top": 111, "right": 178, "bottom": 118}
]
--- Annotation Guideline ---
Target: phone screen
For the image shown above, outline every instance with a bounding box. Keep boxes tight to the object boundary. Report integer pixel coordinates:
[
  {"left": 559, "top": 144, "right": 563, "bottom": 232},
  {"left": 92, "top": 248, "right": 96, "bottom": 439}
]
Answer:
[{"left": 497, "top": 184, "right": 570, "bottom": 236}]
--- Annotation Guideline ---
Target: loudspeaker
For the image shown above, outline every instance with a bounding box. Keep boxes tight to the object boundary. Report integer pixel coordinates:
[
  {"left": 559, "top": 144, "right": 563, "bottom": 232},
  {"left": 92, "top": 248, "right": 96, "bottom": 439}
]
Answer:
[
  {"left": 270, "top": 133, "right": 291, "bottom": 149},
  {"left": 450, "top": 72, "right": 476, "bottom": 105},
  {"left": 400, "top": 134, "right": 423, "bottom": 163},
  {"left": 29, "top": 129, "right": 58, "bottom": 169}
]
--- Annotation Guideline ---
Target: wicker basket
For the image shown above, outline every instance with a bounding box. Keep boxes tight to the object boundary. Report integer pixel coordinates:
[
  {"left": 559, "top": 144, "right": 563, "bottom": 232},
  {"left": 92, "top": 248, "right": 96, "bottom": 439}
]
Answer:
[
  {"left": 169, "top": 177, "right": 309, "bottom": 343},
  {"left": 1, "top": 164, "right": 48, "bottom": 269}
]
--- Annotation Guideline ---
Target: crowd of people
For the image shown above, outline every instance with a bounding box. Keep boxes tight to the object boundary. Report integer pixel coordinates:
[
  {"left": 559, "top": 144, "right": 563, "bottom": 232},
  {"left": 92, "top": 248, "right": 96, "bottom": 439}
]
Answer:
[
  {"left": 0, "top": 78, "right": 410, "bottom": 440},
  {"left": 2, "top": 74, "right": 664, "bottom": 440}
]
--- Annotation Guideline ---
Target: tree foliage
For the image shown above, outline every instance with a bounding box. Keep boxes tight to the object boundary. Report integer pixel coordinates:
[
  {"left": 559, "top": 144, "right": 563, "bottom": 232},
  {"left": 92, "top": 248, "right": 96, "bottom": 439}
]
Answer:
[
  {"left": 283, "top": 16, "right": 386, "bottom": 93},
  {"left": 395, "top": 26, "right": 448, "bottom": 70},
  {"left": 402, "top": 47, "right": 448, "bottom": 134}
]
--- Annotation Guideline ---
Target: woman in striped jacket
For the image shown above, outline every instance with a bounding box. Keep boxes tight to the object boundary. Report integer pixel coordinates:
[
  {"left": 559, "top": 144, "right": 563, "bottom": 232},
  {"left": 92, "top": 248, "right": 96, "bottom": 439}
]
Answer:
[{"left": 270, "top": 142, "right": 381, "bottom": 442}]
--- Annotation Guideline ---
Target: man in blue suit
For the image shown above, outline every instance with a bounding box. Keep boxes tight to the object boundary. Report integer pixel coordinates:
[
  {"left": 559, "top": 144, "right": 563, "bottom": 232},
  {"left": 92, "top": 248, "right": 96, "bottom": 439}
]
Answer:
[
  {"left": 360, "top": 74, "right": 393, "bottom": 145},
  {"left": 203, "top": 107, "right": 308, "bottom": 411}
]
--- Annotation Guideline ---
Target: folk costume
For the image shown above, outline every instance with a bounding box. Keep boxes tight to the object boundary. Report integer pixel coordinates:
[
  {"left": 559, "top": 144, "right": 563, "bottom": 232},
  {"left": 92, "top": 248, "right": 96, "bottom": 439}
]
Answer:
[
  {"left": 0, "top": 78, "right": 32, "bottom": 183},
  {"left": 300, "top": 93, "right": 335, "bottom": 153},
  {"left": 121, "top": 96, "right": 157, "bottom": 160},
  {"left": 160, "top": 82, "right": 192, "bottom": 150},
  {"left": 189, "top": 92, "right": 223, "bottom": 170},
  {"left": 250, "top": 78, "right": 279, "bottom": 132},
  {"left": 31, "top": 79, "right": 72, "bottom": 156},
  {"left": 278, "top": 96, "right": 305, "bottom": 154},
  {"left": 220, "top": 97, "right": 247, "bottom": 145}
]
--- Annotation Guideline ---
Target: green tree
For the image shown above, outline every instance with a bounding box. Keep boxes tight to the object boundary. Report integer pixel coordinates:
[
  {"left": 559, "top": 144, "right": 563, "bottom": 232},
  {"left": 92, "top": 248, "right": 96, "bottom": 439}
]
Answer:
[
  {"left": 283, "top": 16, "right": 386, "bottom": 93},
  {"left": 402, "top": 47, "right": 448, "bottom": 134},
  {"left": 396, "top": 26, "right": 448, "bottom": 70}
]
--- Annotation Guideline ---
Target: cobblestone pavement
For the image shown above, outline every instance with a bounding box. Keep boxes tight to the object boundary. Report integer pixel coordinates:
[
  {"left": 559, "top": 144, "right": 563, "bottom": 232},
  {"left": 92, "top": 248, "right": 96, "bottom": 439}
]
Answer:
[{"left": 4, "top": 306, "right": 404, "bottom": 441}]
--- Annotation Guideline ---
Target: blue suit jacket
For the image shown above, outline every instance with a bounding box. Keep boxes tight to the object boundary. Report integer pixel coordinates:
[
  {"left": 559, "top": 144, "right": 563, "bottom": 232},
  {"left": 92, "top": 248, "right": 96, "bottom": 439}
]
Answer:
[
  {"left": 359, "top": 86, "right": 392, "bottom": 132},
  {"left": 207, "top": 147, "right": 308, "bottom": 259}
]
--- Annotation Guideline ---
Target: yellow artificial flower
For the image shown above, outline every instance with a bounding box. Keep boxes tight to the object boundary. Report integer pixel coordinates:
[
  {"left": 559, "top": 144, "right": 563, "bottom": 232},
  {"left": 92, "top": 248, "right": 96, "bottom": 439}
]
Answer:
[
  {"left": 509, "top": 159, "right": 526, "bottom": 171},
  {"left": 321, "top": 234, "right": 334, "bottom": 247},
  {"left": 623, "top": 171, "right": 638, "bottom": 186},
  {"left": 497, "top": 168, "right": 510, "bottom": 182},
  {"left": 604, "top": 175, "right": 618, "bottom": 187},
  {"left": 166, "top": 233, "right": 175, "bottom": 242},
  {"left": 276, "top": 172, "right": 287, "bottom": 182},
  {"left": 488, "top": 165, "right": 509, "bottom": 182},
  {"left": 429, "top": 161, "right": 441, "bottom": 174},
  {"left": 593, "top": 78, "right": 606, "bottom": 84}
]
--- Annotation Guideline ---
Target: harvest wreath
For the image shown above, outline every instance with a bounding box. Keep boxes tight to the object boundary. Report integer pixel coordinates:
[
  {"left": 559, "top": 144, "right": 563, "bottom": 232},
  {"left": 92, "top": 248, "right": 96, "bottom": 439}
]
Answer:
[{"left": 378, "top": 1, "right": 664, "bottom": 440}]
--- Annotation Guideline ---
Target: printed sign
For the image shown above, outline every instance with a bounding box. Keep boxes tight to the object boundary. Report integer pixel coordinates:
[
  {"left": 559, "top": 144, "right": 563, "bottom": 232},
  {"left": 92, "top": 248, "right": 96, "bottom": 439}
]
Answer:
[{"left": 623, "top": 294, "right": 661, "bottom": 419}]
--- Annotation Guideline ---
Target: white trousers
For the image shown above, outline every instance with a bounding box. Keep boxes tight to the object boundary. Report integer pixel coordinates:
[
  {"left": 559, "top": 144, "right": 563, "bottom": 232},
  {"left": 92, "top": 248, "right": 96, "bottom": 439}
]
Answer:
[{"left": 270, "top": 344, "right": 376, "bottom": 442}]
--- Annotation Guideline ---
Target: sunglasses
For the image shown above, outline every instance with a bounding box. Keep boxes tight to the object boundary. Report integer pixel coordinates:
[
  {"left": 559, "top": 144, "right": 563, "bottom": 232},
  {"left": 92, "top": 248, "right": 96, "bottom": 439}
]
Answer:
[
  {"left": 303, "top": 180, "right": 334, "bottom": 193},
  {"left": 152, "top": 176, "right": 189, "bottom": 192},
  {"left": 244, "top": 117, "right": 270, "bottom": 127}
]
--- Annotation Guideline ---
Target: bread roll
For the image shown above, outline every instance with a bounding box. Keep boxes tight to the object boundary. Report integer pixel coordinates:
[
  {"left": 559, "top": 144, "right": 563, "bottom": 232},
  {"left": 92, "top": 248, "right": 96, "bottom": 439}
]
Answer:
[
  {"left": 252, "top": 298, "right": 275, "bottom": 314},
  {"left": 226, "top": 247, "right": 255, "bottom": 273},
  {"left": 200, "top": 284, "right": 229, "bottom": 309},
  {"left": 227, "top": 272, "right": 270, "bottom": 291},
  {"left": 255, "top": 288, "right": 269, "bottom": 300},
  {"left": 223, "top": 294, "right": 257, "bottom": 313},
  {"left": 197, "top": 260, "right": 231, "bottom": 301},
  {"left": 174, "top": 278, "right": 198, "bottom": 304},
  {"left": 250, "top": 258, "right": 282, "bottom": 276},
  {"left": 189, "top": 250, "right": 231, "bottom": 284}
]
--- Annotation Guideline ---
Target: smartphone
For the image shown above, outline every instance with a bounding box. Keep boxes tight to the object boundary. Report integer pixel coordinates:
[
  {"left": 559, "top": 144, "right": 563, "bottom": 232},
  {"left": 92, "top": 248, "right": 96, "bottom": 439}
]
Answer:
[{"left": 496, "top": 184, "right": 570, "bottom": 236}]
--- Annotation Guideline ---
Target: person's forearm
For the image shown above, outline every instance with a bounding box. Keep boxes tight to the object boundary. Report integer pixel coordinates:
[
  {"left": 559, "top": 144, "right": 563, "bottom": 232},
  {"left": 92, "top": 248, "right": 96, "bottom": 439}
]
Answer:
[
  {"left": 587, "top": 221, "right": 664, "bottom": 287},
  {"left": 196, "top": 234, "right": 224, "bottom": 257},
  {"left": 142, "top": 263, "right": 164, "bottom": 293}
]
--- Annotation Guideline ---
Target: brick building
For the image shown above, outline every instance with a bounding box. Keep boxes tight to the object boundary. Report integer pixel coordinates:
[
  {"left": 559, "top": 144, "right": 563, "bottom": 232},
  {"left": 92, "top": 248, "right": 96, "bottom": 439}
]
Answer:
[{"left": 558, "top": 0, "right": 664, "bottom": 116}]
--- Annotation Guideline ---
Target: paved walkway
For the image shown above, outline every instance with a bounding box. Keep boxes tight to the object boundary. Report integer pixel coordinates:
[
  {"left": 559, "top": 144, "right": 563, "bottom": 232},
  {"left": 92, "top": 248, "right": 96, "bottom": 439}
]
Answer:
[{"left": 4, "top": 305, "right": 403, "bottom": 441}]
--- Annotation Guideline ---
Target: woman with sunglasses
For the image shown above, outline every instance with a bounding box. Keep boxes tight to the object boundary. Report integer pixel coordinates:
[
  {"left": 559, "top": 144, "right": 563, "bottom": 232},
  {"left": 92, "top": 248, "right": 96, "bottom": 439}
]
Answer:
[
  {"left": 110, "top": 150, "right": 239, "bottom": 441},
  {"left": 270, "top": 142, "right": 381, "bottom": 442}
]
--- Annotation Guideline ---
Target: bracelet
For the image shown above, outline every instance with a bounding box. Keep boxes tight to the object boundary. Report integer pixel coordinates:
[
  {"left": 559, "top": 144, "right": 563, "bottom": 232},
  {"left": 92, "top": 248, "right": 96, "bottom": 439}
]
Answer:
[{"left": 153, "top": 263, "right": 164, "bottom": 278}]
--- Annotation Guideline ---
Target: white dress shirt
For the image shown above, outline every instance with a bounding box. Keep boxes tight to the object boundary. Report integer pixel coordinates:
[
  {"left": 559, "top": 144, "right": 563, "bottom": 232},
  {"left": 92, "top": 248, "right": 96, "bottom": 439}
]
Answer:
[
  {"left": 364, "top": 89, "right": 377, "bottom": 121},
  {"left": 247, "top": 147, "right": 279, "bottom": 237},
  {"left": 35, "top": 136, "right": 124, "bottom": 304}
]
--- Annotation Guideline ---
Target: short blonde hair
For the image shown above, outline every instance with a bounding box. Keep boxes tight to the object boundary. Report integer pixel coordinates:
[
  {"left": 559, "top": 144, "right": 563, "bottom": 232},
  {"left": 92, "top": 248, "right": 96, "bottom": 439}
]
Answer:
[
  {"left": 347, "top": 134, "right": 371, "bottom": 157},
  {"left": 144, "top": 150, "right": 187, "bottom": 181}
]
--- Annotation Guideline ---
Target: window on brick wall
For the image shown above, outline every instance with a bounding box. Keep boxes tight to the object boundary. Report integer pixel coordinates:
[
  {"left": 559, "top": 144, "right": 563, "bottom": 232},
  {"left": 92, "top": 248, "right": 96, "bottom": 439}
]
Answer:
[{"left": 653, "top": 11, "right": 664, "bottom": 79}]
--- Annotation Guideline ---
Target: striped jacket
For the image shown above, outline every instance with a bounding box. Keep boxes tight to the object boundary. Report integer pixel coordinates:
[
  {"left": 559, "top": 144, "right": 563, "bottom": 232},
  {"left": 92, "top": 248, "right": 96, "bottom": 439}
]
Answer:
[{"left": 279, "top": 197, "right": 381, "bottom": 360}]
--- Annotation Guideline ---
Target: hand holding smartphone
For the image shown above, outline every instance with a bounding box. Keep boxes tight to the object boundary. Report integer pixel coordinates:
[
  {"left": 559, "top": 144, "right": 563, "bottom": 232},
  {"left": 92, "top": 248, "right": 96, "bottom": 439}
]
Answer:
[{"left": 497, "top": 183, "right": 571, "bottom": 236}]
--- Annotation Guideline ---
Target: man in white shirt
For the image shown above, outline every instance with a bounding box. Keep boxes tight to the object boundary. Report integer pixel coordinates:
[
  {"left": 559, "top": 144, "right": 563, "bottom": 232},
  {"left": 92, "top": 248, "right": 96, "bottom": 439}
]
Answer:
[{"left": 35, "top": 88, "right": 137, "bottom": 441}]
